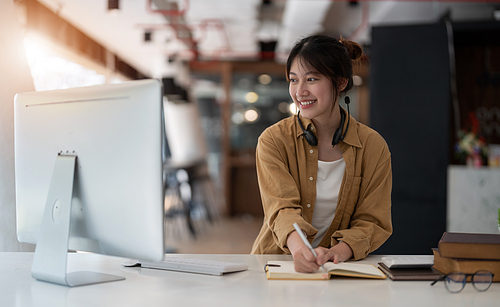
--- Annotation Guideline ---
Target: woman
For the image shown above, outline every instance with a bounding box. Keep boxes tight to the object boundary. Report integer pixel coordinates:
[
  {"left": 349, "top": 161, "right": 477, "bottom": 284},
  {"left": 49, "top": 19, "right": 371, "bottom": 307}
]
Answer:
[{"left": 251, "top": 35, "right": 392, "bottom": 273}]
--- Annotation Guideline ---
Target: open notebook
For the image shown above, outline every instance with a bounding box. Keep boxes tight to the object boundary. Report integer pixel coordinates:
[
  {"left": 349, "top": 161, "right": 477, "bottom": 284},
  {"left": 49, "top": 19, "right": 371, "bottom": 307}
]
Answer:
[{"left": 265, "top": 261, "right": 386, "bottom": 280}]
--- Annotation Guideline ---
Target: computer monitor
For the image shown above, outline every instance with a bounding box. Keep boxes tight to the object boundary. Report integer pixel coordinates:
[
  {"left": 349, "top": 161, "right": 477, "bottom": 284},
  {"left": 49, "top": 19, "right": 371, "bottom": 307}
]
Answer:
[{"left": 14, "top": 79, "right": 165, "bottom": 287}]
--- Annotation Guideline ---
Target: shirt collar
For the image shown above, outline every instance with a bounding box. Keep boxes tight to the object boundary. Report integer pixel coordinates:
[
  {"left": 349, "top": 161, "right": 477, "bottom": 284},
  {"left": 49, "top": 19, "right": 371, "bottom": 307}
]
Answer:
[{"left": 295, "top": 114, "right": 315, "bottom": 139}]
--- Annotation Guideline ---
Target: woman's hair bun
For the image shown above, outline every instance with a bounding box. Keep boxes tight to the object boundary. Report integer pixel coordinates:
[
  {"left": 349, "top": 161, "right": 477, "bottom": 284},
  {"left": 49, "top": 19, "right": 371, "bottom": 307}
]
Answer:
[{"left": 339, "top": 38, "right": 363, "bottom": 62}]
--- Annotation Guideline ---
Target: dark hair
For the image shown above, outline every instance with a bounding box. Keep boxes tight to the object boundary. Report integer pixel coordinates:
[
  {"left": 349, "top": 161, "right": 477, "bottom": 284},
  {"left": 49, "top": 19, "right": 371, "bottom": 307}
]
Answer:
[{"left": 286, "top": 35, "right": 363, "bottom": 97}]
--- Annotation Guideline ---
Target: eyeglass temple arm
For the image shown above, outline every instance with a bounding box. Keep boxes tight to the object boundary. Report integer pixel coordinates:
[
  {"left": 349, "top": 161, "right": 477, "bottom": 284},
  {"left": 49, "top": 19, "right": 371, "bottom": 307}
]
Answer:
[{"left": 430, "top": 275, "right": 447, "bottom": 286}]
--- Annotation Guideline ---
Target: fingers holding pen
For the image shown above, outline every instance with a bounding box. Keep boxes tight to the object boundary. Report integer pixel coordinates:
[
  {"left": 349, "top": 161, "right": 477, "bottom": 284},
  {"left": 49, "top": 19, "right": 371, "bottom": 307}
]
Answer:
[
  {"left": 314, "top": 247, "right": 331, "bottom": 266},
  {"left": 293, "top": 246, "right": 320, "bottom": 272}
]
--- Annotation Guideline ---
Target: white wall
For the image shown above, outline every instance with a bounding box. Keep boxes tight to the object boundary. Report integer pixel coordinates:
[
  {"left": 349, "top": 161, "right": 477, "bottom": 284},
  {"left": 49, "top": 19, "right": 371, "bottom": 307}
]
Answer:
[
  {"left": 447, "top": 166, "right": 500, "bottom": 234},
  {"left": 0, "top": 0, "right": 35, "bottom": 251}
]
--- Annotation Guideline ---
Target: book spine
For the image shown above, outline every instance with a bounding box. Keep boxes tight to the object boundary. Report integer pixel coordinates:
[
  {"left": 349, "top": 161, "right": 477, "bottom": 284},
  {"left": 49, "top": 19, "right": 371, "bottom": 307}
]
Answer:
[{"left": 438, "top": 242, "right": 500, "bottom": 260}]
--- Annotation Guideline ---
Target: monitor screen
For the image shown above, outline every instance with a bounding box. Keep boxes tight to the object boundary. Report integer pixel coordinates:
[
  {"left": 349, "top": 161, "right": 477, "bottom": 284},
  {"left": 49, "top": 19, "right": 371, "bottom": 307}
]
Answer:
[{"left": 14, "top": 79, "right": 165, "bottom": 286}]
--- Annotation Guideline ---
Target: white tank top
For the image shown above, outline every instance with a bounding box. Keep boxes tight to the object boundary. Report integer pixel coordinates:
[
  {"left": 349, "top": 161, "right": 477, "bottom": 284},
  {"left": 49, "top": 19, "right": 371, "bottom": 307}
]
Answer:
[{"left": 311, "top": 158, "right": 345, "bottom": 248}]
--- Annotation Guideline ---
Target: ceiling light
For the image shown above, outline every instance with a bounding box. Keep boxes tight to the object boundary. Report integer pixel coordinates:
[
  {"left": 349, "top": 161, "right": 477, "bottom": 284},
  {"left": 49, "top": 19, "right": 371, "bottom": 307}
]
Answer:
[
  {"left": 244, "top": 109, "right": 260, "bottom": 122},
  {"left": 349, "top": 1, "right": 359, "bottom": 8},
  {"left": 259, "top": 41, "right": 277, "bottom": 60},
  {"left": 144, "top": 30, "right": 152, "bottom": 42},
  {"left": 258, "top": 74, "right": 272, "bottom": 85},
  {"left": 289, "top": 103, "right": 297, "bottom": 114},
  {"left": 108, "top": 0, "right": 119, "bottom": 12},
  {"left": 245, "top": 92, "right": 259, "bottom": 103}
]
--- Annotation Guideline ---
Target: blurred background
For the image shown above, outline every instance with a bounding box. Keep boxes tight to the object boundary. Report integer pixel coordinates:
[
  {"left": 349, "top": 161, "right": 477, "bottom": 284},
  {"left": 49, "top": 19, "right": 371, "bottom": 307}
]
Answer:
[{"left": 1, "top": 0, "right": 499, "bottom": 254}]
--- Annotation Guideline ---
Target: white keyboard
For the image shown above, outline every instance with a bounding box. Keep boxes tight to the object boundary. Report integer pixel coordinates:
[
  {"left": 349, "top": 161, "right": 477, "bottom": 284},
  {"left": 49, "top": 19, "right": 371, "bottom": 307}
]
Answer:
[{"left": 138, "top": 257, "right": 249, "bottom": 276}]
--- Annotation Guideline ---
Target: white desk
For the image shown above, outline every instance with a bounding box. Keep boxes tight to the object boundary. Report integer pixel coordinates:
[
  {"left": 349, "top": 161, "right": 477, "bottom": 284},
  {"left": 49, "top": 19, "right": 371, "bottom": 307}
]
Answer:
[{"left": 0, "top": 253, "right": 498, "bottom": 307}]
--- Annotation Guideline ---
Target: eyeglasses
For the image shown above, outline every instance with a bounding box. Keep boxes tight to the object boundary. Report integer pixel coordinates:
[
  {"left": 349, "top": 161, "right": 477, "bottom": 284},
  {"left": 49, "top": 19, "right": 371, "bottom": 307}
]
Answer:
[{"left": 431, "top": 270, "right": 494, "bottom": 293}]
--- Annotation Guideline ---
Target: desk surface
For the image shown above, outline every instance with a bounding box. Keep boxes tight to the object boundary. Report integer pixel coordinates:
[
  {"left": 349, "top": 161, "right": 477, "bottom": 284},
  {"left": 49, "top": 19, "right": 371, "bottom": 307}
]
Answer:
[{"left": 1, "top": 253, "right": 498, "bottom": 307}]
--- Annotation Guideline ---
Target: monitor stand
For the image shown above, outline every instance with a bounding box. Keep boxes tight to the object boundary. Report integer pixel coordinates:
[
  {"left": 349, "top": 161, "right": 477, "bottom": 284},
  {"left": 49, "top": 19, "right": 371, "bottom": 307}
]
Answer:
[{"left": 31, "top": 154, "right": 125, "bottom": 287}]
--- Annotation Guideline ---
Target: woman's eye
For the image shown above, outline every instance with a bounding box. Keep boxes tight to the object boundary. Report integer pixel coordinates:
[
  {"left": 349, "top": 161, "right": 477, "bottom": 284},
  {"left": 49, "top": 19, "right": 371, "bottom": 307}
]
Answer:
[
  {"left": 307, "top": 78, "right": 317, "bottom": 82},
  {"left": 289, "top": 78, "right": 297, "bottom": 83}
]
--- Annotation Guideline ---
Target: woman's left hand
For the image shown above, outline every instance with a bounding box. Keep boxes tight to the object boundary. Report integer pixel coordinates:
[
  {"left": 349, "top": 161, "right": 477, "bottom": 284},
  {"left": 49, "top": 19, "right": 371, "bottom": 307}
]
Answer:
[{"left": 315, "top": 241, "right": 353, "bottom": 265}]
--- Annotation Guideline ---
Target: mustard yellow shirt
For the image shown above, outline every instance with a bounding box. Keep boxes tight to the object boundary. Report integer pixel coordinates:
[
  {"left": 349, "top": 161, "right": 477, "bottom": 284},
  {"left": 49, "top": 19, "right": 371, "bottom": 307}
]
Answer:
[{"left": 250, "top": 112, "right": 392, "bottom": 260}]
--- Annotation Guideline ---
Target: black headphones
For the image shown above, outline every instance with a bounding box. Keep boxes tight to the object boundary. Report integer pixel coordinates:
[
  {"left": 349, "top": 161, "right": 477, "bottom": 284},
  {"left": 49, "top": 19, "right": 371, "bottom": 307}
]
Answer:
[{"left": 297, "top": 96, "right": 351, "bottom": 147}]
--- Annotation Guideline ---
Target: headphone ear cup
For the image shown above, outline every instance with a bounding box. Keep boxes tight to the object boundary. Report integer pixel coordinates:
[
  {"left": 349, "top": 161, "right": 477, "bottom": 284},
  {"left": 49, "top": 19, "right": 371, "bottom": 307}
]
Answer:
[
  {"left": 304, "top": 131, "right": 318, "bottom": 146},
  {"left": 331, "top": 107, "right": 346, "bottom": 146},
  {"left": 297, "top": 112, "right": 318, "bottom": 146}
]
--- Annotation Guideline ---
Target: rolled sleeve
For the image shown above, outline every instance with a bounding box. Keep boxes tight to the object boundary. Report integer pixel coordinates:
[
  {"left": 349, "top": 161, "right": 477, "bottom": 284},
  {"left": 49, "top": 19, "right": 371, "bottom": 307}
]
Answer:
[{"left": 255, "top": 129, "right": 316, "bottom": 253}]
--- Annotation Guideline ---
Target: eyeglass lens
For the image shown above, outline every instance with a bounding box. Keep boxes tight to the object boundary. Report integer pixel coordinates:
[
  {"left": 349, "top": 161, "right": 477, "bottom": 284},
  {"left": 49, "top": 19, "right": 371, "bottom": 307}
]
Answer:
[
  {"left": 445, "top": 273, "right": 466, "bottom": 293},
  {"left": 472, "top": 270, "right": 493, "bottom": 292},
  {"left": 445, "top": 271, "right": 493, "bottom": 293}
]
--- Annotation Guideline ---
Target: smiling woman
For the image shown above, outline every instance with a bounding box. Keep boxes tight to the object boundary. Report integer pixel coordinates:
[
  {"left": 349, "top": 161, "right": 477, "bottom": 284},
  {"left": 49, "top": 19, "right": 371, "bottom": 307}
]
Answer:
[{"left": 251, "top": 34, "right": 393, "bottom": 274}]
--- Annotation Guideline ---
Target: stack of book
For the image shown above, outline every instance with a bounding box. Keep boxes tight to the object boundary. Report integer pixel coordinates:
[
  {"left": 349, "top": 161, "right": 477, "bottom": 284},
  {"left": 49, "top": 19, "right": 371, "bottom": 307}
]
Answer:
[
  {"left": 377, "top": 256, "right": 441, "bottom": 281},
  {"left": 433, "top": 232, "right": 500, "bottom": 282}
]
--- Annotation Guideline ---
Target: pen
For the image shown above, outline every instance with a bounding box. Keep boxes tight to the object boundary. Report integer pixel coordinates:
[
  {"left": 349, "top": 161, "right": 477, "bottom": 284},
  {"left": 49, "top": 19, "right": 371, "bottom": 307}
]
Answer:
[{"left": 293, "top": 223, "right": 327, "bottom": 272}]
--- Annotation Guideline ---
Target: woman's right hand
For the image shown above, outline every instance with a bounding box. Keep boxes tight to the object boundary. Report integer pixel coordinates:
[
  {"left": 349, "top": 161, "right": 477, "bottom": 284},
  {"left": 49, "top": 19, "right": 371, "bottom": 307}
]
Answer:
[{"left": 286, "top": 231, "right": 321, "bottom": 273}]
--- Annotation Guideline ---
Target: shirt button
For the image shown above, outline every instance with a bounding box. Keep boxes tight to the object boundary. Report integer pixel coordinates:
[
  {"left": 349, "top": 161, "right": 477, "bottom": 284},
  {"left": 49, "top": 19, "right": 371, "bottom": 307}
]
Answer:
[
  {"left": 309, "top": 176, "right": 313, "bottom": 181},
  {"left": 307, "top": 204, "right": 311, "bottom": 208},
  {"left": 309, "top": 149, "right": 313, "bottom": 154}
]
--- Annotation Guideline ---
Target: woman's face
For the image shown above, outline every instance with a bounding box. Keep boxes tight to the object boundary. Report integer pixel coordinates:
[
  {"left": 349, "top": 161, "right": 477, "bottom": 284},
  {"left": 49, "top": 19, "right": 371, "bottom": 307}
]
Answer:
[{"left": 288, "top": 58, "right": 336, "bottom": 121}]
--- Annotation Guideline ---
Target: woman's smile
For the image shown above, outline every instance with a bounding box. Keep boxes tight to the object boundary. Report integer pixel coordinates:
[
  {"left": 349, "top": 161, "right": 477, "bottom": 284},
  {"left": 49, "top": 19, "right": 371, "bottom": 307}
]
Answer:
[{"left": 297, "top": 98, "right": 317, "bottom": 108}]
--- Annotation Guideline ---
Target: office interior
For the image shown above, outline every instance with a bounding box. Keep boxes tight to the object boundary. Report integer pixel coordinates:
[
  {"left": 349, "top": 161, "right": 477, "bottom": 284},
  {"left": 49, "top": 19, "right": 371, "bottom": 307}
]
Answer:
[{"left": 1, "top": 0, "right": 499, "bottom": 256}]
